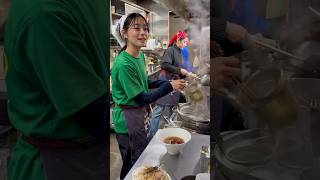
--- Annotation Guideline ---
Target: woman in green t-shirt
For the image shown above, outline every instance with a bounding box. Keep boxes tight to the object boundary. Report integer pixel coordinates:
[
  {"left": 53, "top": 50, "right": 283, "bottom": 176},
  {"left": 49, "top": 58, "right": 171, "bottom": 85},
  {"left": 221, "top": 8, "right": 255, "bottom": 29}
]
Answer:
[{"left": 111, "top": 13, "right": 186, "bottom": 179}]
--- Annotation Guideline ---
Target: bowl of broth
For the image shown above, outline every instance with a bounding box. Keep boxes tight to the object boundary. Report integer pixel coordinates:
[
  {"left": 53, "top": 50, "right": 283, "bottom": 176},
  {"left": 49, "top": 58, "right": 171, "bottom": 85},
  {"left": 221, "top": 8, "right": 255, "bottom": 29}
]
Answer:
[{"left": 156, "top": 128, "right": 191, "bottom": 155}]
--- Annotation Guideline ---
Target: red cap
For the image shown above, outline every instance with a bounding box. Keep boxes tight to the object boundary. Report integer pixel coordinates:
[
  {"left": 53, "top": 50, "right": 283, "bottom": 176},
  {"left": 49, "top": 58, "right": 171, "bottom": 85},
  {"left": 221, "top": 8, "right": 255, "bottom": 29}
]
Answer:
[{"left": 168, "top": 31, "right": 188, "bottom": 47}]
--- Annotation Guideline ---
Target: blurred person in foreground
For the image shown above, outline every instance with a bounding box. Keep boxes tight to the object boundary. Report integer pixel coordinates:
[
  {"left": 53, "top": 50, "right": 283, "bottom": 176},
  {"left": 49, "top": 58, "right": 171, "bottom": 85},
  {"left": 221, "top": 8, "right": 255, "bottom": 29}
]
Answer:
[
  {"left": 211, "top": 0, "right": 249, "bottom": 133},
  {"left": 4, "top": 0, "right": 109, "bottom": 179}
]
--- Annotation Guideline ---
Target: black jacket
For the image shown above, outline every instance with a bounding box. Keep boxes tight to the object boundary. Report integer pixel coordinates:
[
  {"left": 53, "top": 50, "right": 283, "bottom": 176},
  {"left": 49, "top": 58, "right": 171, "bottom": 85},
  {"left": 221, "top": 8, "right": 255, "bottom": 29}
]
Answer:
[
  {"left": 160, "top": 44, "right": 184, "bottom": 77},
  {"left": 211, "top": 0, "right": 243, "bottom": 55},
  {"left": 211, "top": 0, "right": 232, "bottom": 43}
]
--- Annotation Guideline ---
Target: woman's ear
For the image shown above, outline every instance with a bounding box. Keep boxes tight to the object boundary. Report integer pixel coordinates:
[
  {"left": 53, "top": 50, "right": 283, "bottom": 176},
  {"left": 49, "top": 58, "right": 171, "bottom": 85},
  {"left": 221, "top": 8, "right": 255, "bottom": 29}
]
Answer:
[{"left": 121, "top": 30, "right": 128, "bottom": 39}]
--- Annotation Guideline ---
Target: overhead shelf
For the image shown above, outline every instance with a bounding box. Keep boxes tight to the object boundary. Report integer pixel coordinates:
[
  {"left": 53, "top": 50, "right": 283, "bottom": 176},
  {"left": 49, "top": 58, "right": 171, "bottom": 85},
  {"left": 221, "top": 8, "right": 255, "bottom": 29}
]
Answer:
[{"left": 112, "top": 12, "right": 123, "bottom": 17}]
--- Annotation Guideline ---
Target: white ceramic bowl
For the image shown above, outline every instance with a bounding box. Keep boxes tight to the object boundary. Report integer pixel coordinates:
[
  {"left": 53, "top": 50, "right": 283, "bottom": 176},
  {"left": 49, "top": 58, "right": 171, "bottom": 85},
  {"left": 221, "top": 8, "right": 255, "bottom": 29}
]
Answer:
[
  {"left": 196, "top": 173, "right": 210, "bottom": 180},
  {"left": 156, "top": 128, "right": 192, "bottom": 155},
  {"left": 132, "top": 166, "right": 171, "bottom": 180}
]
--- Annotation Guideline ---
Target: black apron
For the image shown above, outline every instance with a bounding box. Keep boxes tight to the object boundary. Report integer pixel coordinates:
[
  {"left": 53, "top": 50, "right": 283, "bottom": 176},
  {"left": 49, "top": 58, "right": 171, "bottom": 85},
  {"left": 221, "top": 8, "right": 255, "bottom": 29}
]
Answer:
[
  {"left": 22, "top": 136, "right": 107, "bottom": 180},
  {"left": 120, "top": 105, "right": 151, "bottom": 163}
]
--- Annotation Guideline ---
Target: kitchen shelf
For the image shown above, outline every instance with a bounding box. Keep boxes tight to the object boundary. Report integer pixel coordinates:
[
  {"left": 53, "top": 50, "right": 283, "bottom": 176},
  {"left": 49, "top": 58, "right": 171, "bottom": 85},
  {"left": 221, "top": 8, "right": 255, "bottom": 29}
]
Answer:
[{"left": 112, "top": 12, "right": 123, "bottom": 17}]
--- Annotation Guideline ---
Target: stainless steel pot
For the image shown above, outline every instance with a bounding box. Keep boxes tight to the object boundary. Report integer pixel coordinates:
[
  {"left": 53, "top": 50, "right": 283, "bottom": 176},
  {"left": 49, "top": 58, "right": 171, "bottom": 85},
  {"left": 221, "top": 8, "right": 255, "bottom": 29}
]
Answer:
[
  {"left": 238, "top": 67, "right": 298, "bottom": 129},
  {"left": 213, "top": 130, "right": 277, "bottom": 180},
  {"left": 214, "top": 129, "right": 317, "bottom": 180},
  {"left": 176, "top": 103, "right": 210, "bottom": 134}
]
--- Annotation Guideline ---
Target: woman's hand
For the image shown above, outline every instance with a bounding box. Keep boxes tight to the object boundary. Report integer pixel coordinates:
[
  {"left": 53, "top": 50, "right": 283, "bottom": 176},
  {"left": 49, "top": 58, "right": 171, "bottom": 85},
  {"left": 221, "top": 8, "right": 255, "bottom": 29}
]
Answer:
[
  {"left": 187, "top": 72, "right": 198, "bottom": 78},
  {"left": 212, "top": 56, "right": 241, "bottom": 89},
  {"left": 226, "top": 22, "right": 248, "bottom": 43},
  {"left": 180, "top": 68, "right": 189, "bottom": 76},
  {"left": 181, "top": 68, "right": 197, "bottom": 78},
  {"left": 170, "top": 79, "right": 186, "bottom": 91}
]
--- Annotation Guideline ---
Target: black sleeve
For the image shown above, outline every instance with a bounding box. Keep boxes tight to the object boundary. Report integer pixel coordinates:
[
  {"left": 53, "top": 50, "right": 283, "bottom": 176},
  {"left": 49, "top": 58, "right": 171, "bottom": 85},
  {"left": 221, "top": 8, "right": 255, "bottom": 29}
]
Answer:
[
  {"left": 75, "top": 93, "right": 108, "bottom": 142},
  {"left": 210, "top": 0, "right": 232, "bottom": 44},
  {"left": 148, "top": 79, "right": 170, "bottom": 89},
  {"left": 211, "top": 17, "right": 227, "bottom": 44},
  {"left": 160, "top": 49, "right": 181, "bottom": 75},
  {"left": 133, "top": 81, "right": 173, "bottom": 107},
  {"left": 210, "top": 0, "right": 243, "bottom": 55},
  {"left": 211, "top": 0, "right": 232, "bottom": 18}
]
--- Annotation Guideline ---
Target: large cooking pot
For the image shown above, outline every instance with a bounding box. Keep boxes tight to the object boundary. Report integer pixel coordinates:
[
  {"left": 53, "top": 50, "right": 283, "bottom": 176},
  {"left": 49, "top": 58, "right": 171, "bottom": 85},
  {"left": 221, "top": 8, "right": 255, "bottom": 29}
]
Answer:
[
  {"left": 214, "top": 128, "right": 317, "bottom": 180},
  {"left": 176, "top": 103, "right": 210, "bottom": 134}
]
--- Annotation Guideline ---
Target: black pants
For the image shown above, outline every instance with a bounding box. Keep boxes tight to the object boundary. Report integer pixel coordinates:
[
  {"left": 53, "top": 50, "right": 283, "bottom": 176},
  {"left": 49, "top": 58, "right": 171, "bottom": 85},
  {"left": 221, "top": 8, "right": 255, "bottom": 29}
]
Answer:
[{"left": 116, "top": 133, "right": 132, "bottom": 180}]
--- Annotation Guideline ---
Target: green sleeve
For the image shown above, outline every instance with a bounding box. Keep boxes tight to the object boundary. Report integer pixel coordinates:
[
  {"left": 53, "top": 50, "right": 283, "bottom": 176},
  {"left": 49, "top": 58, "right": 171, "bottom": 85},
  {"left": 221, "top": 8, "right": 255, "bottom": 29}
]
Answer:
[
  {"left": 117, "top": 64, "right": 145, "bottom": 100},
  {"left": 24, "top": 11, "right": 106, "bottom": 118}
]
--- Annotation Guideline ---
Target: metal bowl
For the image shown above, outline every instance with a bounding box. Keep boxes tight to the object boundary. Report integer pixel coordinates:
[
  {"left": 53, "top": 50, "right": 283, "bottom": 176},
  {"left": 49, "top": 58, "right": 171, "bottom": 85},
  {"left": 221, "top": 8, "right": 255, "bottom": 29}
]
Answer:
[
  {"left": 238, "top": 67, "right": 298, "bottom": 129},
  {"left": 214, "top": 129, "right": 311, "bottom": 180},
  {"left": 226, "top": 144, "right": 273, "bottom": 165},
  {"left": 176, "top": 103, "right": 210, "bottom": 134},
  {"left": 214, "top": 129, "right": 276, "bottom": 179}
]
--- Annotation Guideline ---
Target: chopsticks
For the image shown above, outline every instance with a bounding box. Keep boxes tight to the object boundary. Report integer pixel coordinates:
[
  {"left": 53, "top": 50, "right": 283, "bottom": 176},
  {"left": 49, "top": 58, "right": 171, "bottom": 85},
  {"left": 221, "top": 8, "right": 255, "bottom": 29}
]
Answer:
[
  {"left": 308, "top": 6, "right": 320, "bottom": 18},
  {"left": 232, "top": 77, "right": 257, "bottom": 102},
  {"left": 250, "top": 37, "right": 305, "bottom": 62}
]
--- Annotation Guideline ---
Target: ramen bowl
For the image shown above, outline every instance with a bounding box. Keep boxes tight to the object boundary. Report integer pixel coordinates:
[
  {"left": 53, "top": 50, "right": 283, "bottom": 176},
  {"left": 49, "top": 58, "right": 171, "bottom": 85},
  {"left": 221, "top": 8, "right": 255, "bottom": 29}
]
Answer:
[
  {"left": 132, "top": 165, "right": 171, "bottom": 180},
  {"left": 156, "top": 128, "right": 192, "bottom": 155}
]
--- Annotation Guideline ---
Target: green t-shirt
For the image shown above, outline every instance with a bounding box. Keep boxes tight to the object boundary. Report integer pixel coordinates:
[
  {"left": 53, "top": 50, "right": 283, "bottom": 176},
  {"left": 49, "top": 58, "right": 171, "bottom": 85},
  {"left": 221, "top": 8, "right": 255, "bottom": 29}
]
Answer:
[
  {"left": 111, "top": 51, "right": 148, "bottom": 133},
  {"left": 4, "top": 0, "right": 109, "bottom": 179}
]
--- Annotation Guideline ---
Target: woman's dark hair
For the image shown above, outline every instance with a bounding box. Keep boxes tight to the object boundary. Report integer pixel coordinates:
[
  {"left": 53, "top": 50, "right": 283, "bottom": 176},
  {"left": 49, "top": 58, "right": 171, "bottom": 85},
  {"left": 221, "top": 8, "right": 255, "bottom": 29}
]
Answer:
[{"left": 120, "top": 13, "right": 149, "bottom": 53}]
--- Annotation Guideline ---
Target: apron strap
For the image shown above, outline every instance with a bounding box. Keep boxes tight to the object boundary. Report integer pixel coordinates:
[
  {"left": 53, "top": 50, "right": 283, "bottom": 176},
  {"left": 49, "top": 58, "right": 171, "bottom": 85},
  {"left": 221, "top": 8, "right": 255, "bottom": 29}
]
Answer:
[{"left": 118, "top": 104, "right": 152, "bottom": 116}]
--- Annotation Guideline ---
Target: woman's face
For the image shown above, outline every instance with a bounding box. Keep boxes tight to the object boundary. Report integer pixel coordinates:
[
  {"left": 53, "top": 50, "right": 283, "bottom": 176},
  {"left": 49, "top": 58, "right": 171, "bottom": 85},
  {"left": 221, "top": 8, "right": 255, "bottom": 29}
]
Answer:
[
  {"left": 124, "top": 17, "right": 149, "bottom": 48},
  {"left": 176, "top": 37, "right": 189, "bottom": 49}
]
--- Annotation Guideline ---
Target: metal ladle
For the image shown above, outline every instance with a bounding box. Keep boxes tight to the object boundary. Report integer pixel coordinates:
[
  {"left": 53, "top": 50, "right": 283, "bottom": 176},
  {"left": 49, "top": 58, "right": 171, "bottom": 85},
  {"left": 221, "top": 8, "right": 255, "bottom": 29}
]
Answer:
[{"left": 183, "top": 78, "right": 204, "bottom": 102}]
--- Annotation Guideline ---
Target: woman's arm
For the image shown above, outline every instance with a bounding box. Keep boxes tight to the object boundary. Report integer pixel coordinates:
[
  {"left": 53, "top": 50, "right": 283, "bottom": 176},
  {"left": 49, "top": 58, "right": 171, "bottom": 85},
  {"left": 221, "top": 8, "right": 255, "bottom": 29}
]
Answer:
[
  {"left": 134, "top": 79, "right": 186, "bottom": 107},
  {"left": 148, "top": 79, "right": 169, "bottom": 89},
  {"left": 133, "top": 81, "right": 173, "bottom": 106}
]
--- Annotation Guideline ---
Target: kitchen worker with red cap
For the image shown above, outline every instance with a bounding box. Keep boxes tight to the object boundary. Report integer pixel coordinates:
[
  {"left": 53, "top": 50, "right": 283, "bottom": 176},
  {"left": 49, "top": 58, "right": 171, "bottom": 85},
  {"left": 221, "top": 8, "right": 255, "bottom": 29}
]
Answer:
[{"left": 150, "top": 31, "right": 196, "bottom": 136}]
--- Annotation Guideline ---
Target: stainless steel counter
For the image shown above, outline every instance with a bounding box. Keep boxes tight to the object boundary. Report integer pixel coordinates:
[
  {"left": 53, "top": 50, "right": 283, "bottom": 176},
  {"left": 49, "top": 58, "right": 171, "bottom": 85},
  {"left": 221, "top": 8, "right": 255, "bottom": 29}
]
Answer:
[{"left": 124, "top": 131, "right": 210, "bottom": 180}]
